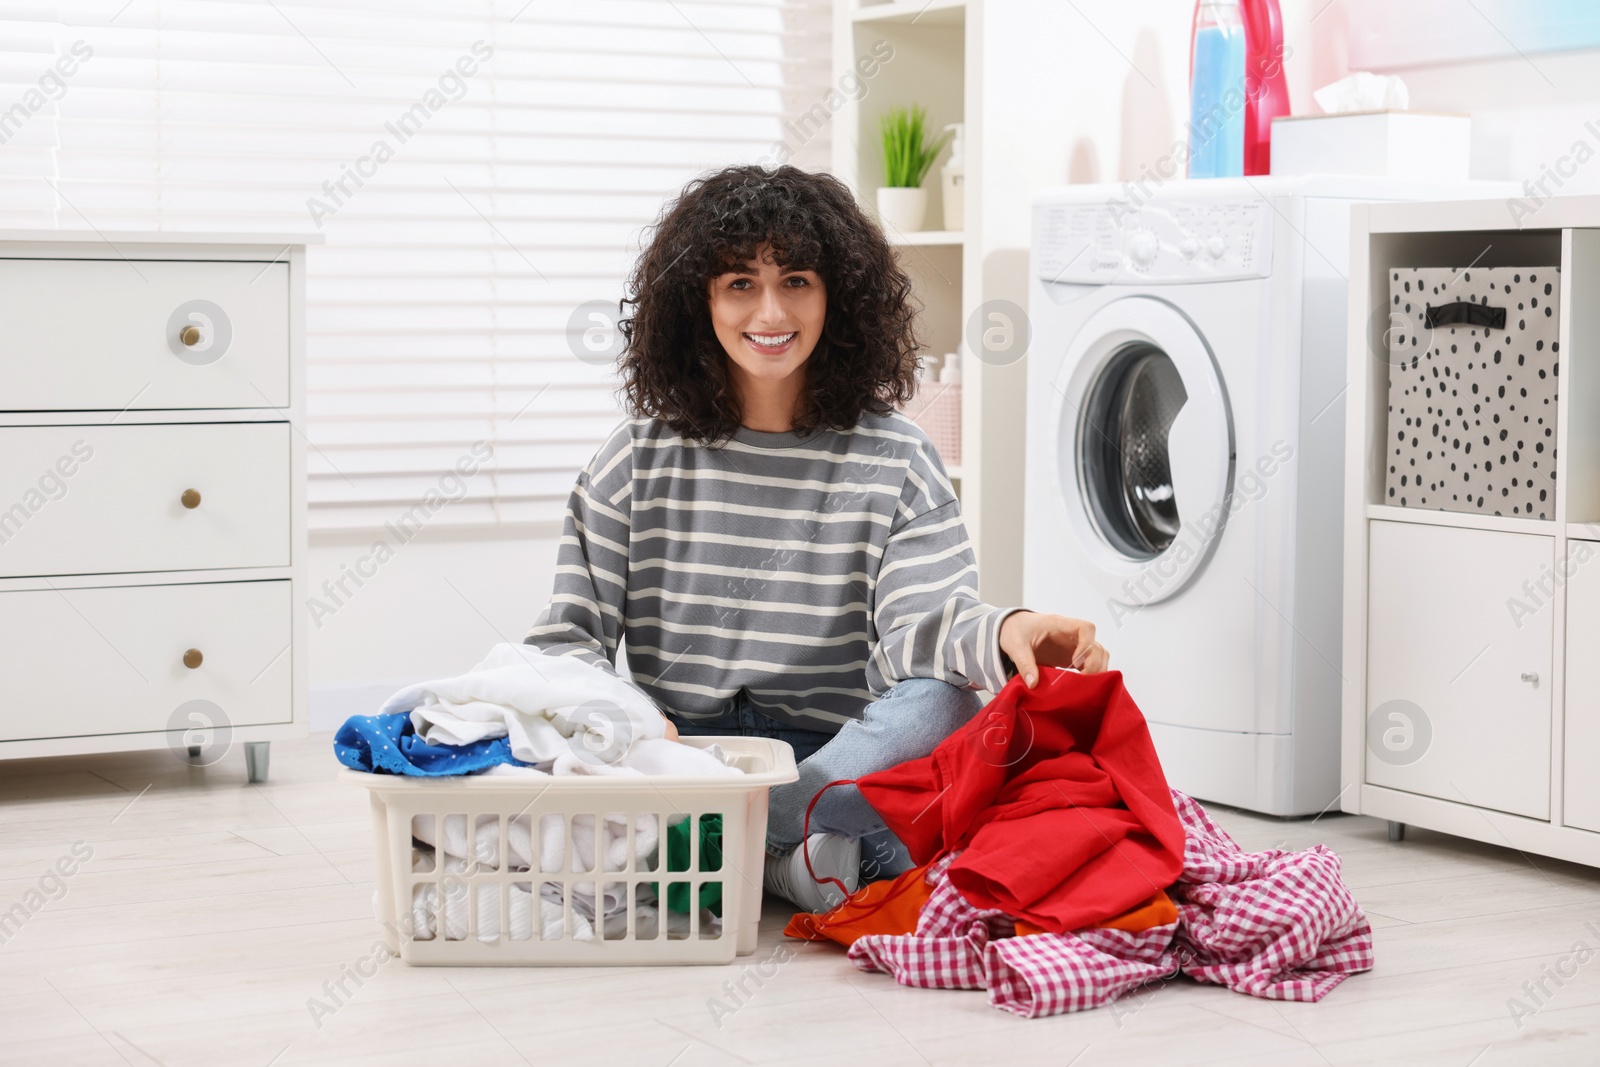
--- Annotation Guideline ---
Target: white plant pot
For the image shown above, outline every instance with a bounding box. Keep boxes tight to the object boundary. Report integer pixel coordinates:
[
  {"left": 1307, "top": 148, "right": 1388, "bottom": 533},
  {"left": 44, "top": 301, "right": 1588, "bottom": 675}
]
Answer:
[{"left": 876, "top": 186, "right": 928, "bottom": 233}]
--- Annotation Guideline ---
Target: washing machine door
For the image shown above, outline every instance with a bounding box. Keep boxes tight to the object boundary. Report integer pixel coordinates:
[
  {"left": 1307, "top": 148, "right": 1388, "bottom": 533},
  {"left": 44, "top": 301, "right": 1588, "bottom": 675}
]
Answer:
[{"left": 1052, "top": 296, "right": 1234, "bottom": 606}]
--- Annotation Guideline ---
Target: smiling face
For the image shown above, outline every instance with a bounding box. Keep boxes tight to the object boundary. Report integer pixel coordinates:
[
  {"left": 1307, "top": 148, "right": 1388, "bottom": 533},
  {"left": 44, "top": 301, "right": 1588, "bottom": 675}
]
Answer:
[{"left": 706, "top": 242, "right": 827, "bottom": 392}]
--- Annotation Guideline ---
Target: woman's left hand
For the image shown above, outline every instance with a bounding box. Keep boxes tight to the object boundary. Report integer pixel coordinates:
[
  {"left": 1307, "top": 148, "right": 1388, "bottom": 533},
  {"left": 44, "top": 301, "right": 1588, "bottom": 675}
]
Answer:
[{"left": 998, "top": 610, "right": 1110, "bottom": 688}]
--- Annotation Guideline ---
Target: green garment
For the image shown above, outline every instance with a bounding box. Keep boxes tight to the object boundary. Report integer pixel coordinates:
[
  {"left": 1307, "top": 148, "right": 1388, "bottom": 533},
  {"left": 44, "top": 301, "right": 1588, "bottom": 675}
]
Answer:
[{"left": 654, "top": 814, "right": 723, "bottom": 916}]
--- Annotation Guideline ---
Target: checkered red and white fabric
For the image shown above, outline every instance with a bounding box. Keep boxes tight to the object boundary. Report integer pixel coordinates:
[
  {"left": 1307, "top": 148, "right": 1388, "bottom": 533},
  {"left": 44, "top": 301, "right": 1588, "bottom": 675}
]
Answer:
[
  {"left": 1169, "top": 790, "right": 1374, "bottom": 1001},
  {"left": 846, "top": 790, "right": 1373, "bottom": 1018},
  {"left": 847, "top": 857, "right": 989, "bottom": 989}
]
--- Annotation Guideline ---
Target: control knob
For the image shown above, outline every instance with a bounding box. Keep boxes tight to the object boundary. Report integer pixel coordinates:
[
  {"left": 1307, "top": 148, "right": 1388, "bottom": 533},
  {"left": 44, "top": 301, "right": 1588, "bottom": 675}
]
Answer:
[{"left": 1128, "top": 231, "right": 1158, "bottom": 265}]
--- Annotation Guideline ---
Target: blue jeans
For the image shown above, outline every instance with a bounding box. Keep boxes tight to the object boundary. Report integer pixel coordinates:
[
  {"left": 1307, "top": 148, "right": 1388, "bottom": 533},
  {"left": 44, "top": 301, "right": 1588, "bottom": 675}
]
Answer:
[{"left": 668, "top": 678, "right": 986, "bottom": 882}]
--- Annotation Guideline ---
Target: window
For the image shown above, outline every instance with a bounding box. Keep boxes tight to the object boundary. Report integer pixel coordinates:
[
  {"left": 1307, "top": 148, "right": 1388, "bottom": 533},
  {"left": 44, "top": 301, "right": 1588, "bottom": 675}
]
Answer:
[{"left": 0, "top": 0, "right": 831, "bottom": 531}]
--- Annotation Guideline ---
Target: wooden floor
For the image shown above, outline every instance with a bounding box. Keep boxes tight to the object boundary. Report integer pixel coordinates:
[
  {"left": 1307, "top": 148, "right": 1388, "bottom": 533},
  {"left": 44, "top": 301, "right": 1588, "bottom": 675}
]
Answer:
[{"left": 3, "top": 733, "right": 1600, "bottom": 1066}]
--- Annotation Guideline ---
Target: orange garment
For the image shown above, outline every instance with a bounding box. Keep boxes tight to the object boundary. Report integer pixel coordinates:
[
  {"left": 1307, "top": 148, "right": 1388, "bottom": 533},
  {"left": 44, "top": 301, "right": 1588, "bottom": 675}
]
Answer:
[
  {"left": 784, "top": 862, "right": 937, "bottom": 948},
  {"left": 786, "top": 874, "right": 1178, "bottom": 948},
  {"left": 1013, "top": 888, "right": 1178, "bottom": 936}
]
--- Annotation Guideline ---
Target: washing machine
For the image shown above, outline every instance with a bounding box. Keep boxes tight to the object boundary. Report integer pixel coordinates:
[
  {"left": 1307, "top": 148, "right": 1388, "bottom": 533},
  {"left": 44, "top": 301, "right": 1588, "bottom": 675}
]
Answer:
[{"left": 1024, "top": 175, "right": 1504, "bottom": 816}]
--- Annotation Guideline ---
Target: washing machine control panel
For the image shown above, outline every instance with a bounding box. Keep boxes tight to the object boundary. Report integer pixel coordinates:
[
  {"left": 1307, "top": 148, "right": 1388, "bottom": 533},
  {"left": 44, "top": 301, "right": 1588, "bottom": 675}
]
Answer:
[{"left": 1036, "top": 198, "right": 1273, "bottom": 284}]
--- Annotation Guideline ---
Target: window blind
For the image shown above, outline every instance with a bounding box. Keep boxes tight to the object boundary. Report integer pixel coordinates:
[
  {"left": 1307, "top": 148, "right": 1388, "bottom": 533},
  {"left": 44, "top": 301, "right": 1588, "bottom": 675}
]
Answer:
[{"left": 0, "top": 0, "right": 832, "bottom": 531}]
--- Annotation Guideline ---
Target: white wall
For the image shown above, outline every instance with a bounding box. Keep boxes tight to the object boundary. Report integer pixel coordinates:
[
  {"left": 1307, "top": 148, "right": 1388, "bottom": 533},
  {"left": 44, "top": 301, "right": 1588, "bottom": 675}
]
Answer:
[
  {"left": 981, "top": 0, "right": 1600, "bottom": 251},
  {"left": 1302, "top": 0, "right": 1600, "bottom": 195},
  {"left": 306, "top": 525, "right": 561, "bottom": 728},
  {"left": 980, "top": 0, "right": 1195, "bottom": 250}
]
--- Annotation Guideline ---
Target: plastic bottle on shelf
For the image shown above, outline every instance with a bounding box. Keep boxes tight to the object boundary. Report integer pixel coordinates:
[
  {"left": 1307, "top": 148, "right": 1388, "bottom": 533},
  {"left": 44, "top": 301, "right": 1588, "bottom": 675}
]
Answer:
[
  {"left": 941, "top": 123, "right": 964, "bottom": 232},
  {"left": 1240, "top": 0, "right": 1289, "bottom": 176},
  {"left": 939, "top": 352, "right": 961, "bottom": 384},
  {"left": 1187, "top": 0, "right": 1246, "bottom": 179}
]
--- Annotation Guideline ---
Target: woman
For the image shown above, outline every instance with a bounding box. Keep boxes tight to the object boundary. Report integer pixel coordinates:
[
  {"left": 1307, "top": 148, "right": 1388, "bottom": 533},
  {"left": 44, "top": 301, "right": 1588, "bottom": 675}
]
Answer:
[{"left": 524, "top": 164, "right": 1109, "bottom": 911}]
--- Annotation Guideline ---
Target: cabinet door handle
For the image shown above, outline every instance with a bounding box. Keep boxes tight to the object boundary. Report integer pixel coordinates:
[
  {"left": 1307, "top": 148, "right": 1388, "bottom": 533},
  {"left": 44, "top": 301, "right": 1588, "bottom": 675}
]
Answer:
[
  {"left": 1521, "top": 671, "right": 1539, "bottom": 687},
  {"left": 181, "top": 488, "right": 202, "bottom": 509},
  {"left": 183, "top": 648, "right": 203, "bottom": 669},
  {"left": 179, "top": 324, "right": 203, "bottom": 347}
]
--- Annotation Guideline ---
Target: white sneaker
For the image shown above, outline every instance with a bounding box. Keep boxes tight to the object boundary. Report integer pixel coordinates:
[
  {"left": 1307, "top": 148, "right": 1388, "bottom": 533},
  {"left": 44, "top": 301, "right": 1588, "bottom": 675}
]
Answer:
[{"left": 763, "top": 833, "right": 861, "bottom": 912}]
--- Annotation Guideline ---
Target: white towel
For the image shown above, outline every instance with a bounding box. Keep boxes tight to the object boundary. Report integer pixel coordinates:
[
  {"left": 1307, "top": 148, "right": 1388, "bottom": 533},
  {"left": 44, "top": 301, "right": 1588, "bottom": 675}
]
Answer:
[
  {"left": 549, "top": 738, "right": 742, "bottom": 778},
  {"left": 405, "top": 878, "right": 719, "bottom": 944},
  {"left": 410, "top": 811, "right": 662, "bottom": 877},
  {"left": 410, "top": 866, "right": 536, "bottom": 943},
  {"left": 410, "top": 810, "right": 663, "bottom": 936},
  {"left": 383, "top": 643, "right": 668, "bottom": 765},
  {"left": 405, "top": 851, "right": 721, "bottom": 943},
  {"left": 476, "top": 738, "right": 740, "bottom": 778}
]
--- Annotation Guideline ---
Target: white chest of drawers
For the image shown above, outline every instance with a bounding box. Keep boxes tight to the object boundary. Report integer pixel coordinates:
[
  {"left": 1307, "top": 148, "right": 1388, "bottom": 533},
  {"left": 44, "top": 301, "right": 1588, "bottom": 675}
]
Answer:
[{"left": 0, "top": 232, "right": 314, "bottom": 781}]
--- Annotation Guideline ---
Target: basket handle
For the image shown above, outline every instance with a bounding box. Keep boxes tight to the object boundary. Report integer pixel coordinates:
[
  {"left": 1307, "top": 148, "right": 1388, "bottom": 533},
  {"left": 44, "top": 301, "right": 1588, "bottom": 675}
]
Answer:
[{"left": 1425, "top": 300, "right": 1506, "bottom": 331}]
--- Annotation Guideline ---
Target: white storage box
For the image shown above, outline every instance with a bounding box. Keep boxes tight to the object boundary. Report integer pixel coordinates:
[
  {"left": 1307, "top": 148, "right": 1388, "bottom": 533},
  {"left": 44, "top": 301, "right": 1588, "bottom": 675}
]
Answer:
[
  {"left": 1270, "top": 111, "right": 1470, "bottom": 181},
  {"left": 1383, "top": 265, "right": 1561, "bottom": 519},
  {"left": 343, "top": 736, "right": 798, "bottom": 965}
]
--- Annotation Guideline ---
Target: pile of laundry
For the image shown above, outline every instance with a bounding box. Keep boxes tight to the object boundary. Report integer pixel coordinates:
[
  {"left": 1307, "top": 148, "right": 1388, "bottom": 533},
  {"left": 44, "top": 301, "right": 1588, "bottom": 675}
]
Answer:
[
  {"left": 334, "top": 643, "right": 739, "bottom": 942},
  {"left": 786, "top": 667, "right": 1373, "bottom": 1018},
  {"left": 333, "top": 642, "right": 735, "bottom": 778}
]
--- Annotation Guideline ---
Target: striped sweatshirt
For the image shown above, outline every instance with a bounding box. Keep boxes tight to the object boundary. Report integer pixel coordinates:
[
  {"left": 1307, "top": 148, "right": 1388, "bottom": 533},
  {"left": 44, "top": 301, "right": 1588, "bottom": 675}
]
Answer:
[{"left": 522, "top": 410, "right": 1026, "bottom": 733}]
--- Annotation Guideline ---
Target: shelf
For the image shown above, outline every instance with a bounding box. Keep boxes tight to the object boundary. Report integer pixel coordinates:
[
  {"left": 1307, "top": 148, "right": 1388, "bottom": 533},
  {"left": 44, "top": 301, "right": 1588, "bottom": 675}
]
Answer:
[
  {"left": 1568, "top": 522, "right": 1600, "bottom": 541},
  {"left": 851, "top": 0, "right": 964, "bottom": 27},
  {"left": 1366, "top": 195, "right": 1598, "bottom": 235},
  {"left": 945, "top": 465, "right": 963, "bottom": 480},
  {"left": 1365, "top": 504, "right": 1555, "bottom": 537},
  {"left": 887, "top": 229, "right": 964, "bottom": 247}
]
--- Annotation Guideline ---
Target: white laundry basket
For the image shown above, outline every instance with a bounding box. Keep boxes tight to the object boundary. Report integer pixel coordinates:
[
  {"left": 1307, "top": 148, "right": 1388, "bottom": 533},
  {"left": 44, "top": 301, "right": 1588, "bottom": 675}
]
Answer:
[{"left": 342, "top": 737, "right": 798, "bottom": 966}]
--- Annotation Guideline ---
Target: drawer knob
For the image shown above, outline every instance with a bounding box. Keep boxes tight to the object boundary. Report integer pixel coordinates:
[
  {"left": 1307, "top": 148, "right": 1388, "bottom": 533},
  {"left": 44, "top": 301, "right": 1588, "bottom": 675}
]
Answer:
[
  {"left": 179, "top": 324, "right": 203, "bottom": 347},
  {"left": 181, "top": 488, "right": 202, "bottom": 509},
  {"left": 183, "top": 648, "right": 203, "bottom": 669},
  {"left": 1521, "top": 671, "right": 1540, "bottom": 687}
]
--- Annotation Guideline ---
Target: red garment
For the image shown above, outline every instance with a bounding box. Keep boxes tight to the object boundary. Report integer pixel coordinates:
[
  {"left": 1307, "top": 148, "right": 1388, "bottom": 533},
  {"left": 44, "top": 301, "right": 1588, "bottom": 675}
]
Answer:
[{"left": 855, "top": 666, "right": 1185, "bottom": 934}]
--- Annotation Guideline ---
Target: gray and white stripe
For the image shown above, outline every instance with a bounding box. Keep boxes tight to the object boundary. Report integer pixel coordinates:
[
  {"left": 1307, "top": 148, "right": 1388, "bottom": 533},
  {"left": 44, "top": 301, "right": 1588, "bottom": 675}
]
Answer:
[{"left": 524, "top": 411, "right": 1024, "bottom": 733}]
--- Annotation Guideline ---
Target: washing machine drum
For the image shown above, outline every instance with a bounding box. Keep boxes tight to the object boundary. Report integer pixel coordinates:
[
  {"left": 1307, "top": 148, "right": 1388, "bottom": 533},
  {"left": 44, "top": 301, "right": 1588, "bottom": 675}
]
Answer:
[{"left": 1053, "top": 297, "right": 1234, "bottom": 607}]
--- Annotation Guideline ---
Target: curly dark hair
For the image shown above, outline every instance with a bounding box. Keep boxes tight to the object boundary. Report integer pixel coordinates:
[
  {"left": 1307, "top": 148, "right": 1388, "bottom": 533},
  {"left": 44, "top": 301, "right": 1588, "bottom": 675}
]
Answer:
[{"left": 616, "top": 164, "right": 923, "bottom": 444}]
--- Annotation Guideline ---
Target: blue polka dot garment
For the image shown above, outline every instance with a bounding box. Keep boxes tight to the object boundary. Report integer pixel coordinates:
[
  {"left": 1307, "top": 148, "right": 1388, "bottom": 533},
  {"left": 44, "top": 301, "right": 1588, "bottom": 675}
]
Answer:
[{"left": 333, "top": 712, "right": 534, "bottom": 776}]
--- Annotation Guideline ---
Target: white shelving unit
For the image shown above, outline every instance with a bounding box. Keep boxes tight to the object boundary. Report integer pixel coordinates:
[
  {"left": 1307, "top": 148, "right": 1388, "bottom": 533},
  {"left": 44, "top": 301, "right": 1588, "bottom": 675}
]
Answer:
[
  {"left": 1342, "top": 195, "right": 1600, "bottom": 866},
  {"left": 832, "top": 0, "right": 1024, "bottom": 605}
]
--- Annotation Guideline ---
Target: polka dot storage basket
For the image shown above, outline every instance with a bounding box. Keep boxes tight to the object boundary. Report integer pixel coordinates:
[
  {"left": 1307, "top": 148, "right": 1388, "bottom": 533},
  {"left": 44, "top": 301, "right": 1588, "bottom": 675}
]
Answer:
[
  {"left": 341, "top": 737, "right": 797, "bottom": 965},
  {"left": 1383, "top": 266, "right": 1560, "bottom": 519}
]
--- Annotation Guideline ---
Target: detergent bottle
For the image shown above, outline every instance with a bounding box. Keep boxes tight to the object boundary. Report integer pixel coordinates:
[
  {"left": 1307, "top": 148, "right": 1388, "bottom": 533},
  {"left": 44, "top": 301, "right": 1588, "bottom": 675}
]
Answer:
[
  {"left": 1186, "top": 0, "right": 1246, "bottom": 178},
  {"left": 1240, "top": 0, "right": 1289, "bottom": 175}
]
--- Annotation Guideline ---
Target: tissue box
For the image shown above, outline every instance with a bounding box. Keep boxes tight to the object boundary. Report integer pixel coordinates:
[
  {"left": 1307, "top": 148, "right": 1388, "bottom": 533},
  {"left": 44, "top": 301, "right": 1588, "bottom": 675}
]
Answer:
[
  {"left": 1271, "top": 111, "right": 1470, "bottom": 181},
  {"left": 1383, "top": 265, "right": 1560, "bottom": 519}
]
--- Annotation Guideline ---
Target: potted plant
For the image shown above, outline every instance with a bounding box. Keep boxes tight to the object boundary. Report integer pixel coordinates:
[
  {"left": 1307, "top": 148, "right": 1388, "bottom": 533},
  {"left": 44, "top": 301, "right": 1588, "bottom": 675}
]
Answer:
[{"left": 876, "top": 104, "right": 955, "bottom": 233}]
